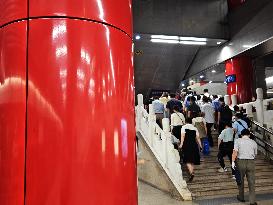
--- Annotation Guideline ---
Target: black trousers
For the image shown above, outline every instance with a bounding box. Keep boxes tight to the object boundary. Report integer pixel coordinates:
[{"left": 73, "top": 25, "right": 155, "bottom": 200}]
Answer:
[
  {"left": 206, "top": 123, "right": 214, "bottom": 147},
  {"left": 218, "top": 141, "right": 235, "bottom": 175}
]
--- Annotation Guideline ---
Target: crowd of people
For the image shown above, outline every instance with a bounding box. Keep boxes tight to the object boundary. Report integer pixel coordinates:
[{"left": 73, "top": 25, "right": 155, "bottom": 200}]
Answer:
[{"left": 147, "top": 89, "right": 258, "bottom": 205}]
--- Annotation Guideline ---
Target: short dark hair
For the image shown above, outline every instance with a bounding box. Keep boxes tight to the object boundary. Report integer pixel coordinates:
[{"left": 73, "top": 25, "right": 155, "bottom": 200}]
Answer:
[
  {"left": 173, "top": 105, "right": 180, "bottom": 112},
  {"left": 186, "top": 117, "right": 192, "bottom": 124},
  {"left": 235, "top": 112, "right": 243, "bottom": 119},
  {"left": 233, "top": 105, "right": 239, "bottom": 112},
  {"left": 203, "top": 96, "right": 209, "bottom": 103},
  {"left": 190, "top": 96, "right": 196, "bottom": 102},
  {"left": 170, "top": 93, "right": 176, "bottom": 98},
  {"left": 213, "top": 95, "right": 218, "bottom": 99},
  {"left": 219, "top": 97, "right": 224, "bottom": 102},
  {"left": 225, "top": 122, "right": 232, "bottom": 127},
  {"left": 197, "top": 95, "right": 201, "bottom": 100},
  {"left": 204, "top": 89, "right": 208, "bottom": 93},
  {"left": 241, "top": 129, "right": 250, "bottom": 136},
  {"left": 154, "top": 96, "right": 159, "bottom": 100}
]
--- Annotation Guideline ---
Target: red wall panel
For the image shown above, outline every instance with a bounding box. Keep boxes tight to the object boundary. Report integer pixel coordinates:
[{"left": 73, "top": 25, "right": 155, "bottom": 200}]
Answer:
[
  {"left": 29, "top": 0, "right": 132, "bottom": 36},
  {"left": 0, "top": 0, "right": 27, "bottom": 27},
  {"left": 0, "top": 21, "right": 27, "bottom": 205},
  {"left": 26, "top": 18, "right": 136, "bottom": 205}
]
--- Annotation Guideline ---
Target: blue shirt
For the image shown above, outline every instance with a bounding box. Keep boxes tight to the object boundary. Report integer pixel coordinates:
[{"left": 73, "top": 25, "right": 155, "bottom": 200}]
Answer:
[
  {"left": 233, "top": 119, "right": 248, "bottom": 138},
  {"left": 152, "top": 100, "right": 164, "bottom": 114},
  {"left": 212, "top": 99, "right": 220, "bottom": 112}
]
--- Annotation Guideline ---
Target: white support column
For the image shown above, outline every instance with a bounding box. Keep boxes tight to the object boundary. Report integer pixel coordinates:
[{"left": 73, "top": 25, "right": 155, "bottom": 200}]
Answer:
[
  {"left": 231, "top": 94, "right": 237, "bottom": 107},
  {"left": 255, "top": 88, "right": 264, "bottom": 124},
  {"left": 137, "top": 94, "right": 143, "bottom": 107},
  {"left": 162, "top": 118, "right": 170, "bottom": 167},
  {"left": 148, "top": 104, "right": 156, "bottom": 146},
  {"left": 245, "top": 103, "right": 253, "bottom": 118},
  {"left": 224, "top": 95, "right": 231, "bottom": 105}
]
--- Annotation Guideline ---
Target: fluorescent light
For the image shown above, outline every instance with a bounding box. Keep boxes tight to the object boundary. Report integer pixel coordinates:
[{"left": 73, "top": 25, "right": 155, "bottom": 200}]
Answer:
[
  {"left": 150, "top": 39, "right": 179, "bottom": 44},
  {"left": 212, "top": 70, "right": 216, "bottom": 73},
  {"left": 217, "top": 42, "right": 222, "bottom": 45},
  {"left": 180, "top": 37, "right": 207, "bottom": 42},
  {"left": 180, "top": 41, "right": 207, "bottom": 45},
  {"left": 209, "top": 81, "right": 213, "bottom": 83},
  {"left": 151, "top": 35, "right": 179, "bottom": 40},
  {"left": 135, "top": 35, "right": 141, "bottom": 40},
  {"left": 200, "top": 75, "right": 204, "bottom": 78},
  {"left": 266, "top": 76, "right": 273, "bottom": 84},
  {"left": 182, "top": 84, "right": 185, "bottom": 86},
  {"left": 243, "top": 45, "right": 252, "bottom": 48}
]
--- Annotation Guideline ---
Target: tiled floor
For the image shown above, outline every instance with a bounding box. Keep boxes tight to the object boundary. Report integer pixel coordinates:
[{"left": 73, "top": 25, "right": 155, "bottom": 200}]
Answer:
[{"left": 138, "top": 181, "right": 273, "bottom": 205}]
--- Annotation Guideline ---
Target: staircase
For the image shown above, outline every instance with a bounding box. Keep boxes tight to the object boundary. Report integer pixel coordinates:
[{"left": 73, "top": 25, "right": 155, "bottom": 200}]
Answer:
[{"left": 184, "top": 131, "right": 273, "bottom": 200}]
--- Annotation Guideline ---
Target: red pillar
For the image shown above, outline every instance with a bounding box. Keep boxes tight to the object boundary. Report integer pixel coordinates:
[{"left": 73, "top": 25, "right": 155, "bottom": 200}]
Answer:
[
  {"left": 0, "top": 1, "right": 137, "bottom": 205},
  {"left": 227, "top": 0, "right": 246, "bottom": 10},
  {"left": 225, "top": 56, "right": 253, "bottom": 104}
]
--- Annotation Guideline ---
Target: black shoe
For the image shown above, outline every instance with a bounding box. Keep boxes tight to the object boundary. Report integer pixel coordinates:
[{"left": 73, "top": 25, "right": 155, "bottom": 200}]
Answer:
[
  {"left": 237, "top": 195, "right": 245, "bottom": 202},
  {"left": 188, "top": 174, "right": 194, "bottom": 182},
  {"left": 250, "top": 203, "right": 257, "bottom": 205}
]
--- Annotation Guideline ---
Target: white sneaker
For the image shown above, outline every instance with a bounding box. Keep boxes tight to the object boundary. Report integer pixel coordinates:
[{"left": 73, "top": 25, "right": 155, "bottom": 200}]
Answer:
[{"left": 218, "top": 167, "right": 228, "bottom": 173}]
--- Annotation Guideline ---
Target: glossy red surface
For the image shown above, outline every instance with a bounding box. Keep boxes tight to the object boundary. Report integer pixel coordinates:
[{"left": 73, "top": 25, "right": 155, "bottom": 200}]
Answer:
[
  {"left": 29, "top": 0, "right": 132, "bottom": 36},
  {"left": 227, "top": 0, "right": 246, "bottom": 10},
  {"left": 225, "top": 56, "right": 253, "bottom": 104},
  {"left": 26, "top": 18, "right": 136, "bottom": 205},
  {"left": 0, "top": 22, "right": 27, "bottom": 205},
  {"left": 0, "top": 0, "right": 27, "bottom": 27}
]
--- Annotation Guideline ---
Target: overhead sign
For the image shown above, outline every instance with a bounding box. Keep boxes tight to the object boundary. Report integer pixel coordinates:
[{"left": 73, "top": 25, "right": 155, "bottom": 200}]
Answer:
[{"left": 225, "top": 74, "right": 236, "bottom": 84}]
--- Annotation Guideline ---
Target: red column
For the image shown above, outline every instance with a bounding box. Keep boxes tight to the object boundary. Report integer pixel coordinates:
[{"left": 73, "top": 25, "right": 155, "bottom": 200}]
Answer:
[
  {"left": 227, "top": 0, "right": 246, "bottom": 10},
  {"left": 0, "top": 1, "right": 137, "bottom": 205},
  {"left": 225, "top": 56, "right": 253, "bottom": 104}
]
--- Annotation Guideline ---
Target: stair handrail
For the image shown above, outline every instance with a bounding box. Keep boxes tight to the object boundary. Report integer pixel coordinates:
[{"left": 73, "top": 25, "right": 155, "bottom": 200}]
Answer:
[{"left": 135, "top": 94, "right": 192, "bottom": 200}]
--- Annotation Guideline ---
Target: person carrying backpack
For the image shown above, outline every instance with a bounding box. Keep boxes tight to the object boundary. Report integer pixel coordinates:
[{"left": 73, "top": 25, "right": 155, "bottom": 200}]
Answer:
[
  {"left": 233, "top": 113, "right": 248, "bottom": 139},
  {"left": 218, "top": 97, "right": 232, "bottom": 134}
]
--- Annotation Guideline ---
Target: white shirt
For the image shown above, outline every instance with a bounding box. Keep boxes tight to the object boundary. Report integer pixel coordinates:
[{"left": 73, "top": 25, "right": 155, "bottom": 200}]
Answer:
[
  {"left": 201, "top": 103, "right": 215, "bottom": 123},
  {"left": 234, "top": 136, "right": 257, "bottom": 159},
  {"left": 171, "top": 112, "right": 185, "bottom": 126},
  {"left": 181, "top": 124, "right": 199, "bottom": 137}
]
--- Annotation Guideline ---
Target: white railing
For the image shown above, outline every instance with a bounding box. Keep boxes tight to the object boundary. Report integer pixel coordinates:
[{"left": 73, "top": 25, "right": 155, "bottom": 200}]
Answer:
[{"left": 136, "top": 94, "right": 192, "bottom": 200}]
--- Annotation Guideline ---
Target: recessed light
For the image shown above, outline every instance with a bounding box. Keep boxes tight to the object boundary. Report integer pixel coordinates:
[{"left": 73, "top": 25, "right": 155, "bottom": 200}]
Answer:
[
  {"left": 209, "top": 81, "right": 213, "bottom": 83},
  {"left": 200, "top": 75, "right": 204, "bottom": 78},
  {"left": 182, "top": 84, "right": 185, "bottom": 86},
  {"left": 217, "top": 42, "right": 222, "bottom": 45},
  {"left": 212, "top": 70, "right": 216, "bottom": 73},
  {"left": 135, "top": 35, "right": 141, "bottom": 40}
]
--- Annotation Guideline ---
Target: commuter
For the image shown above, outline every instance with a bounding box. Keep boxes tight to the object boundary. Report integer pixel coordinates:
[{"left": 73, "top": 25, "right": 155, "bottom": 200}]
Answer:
[
  {"left": 196, "top": 95, "right": 203, "bottom": 107},
  {"left": 218, "top": 97, "right": 233, "bottom": 134},
  {"left": 187, "top": 96, "right": 201, "bottom": 119},
  {"left": 166, "top": 93, "right": 183, "bottom": 114},
  {"left": 201, "top": 96, "right": 215, "bottom": 147},
  {"left": 217, "top": 122, "right": 235, "bottom": 177},
  {"left": 179, "top": 117, "right": 202, "bottom": 182},
  {"left": 159, "top": 92, "right": 169, "bottom": 106},
  {"left": 171, "top": 105, "right": 185, "bottom": 144},
  {"left": 192, "top": 112, "right": 207, "bottom": 144},
  {"left": 203, "top": 89, "right": 210, "bottom": 98},
  {"left": 152, "top": 96, "right": 164, "bottom": 128},
  {"left": 212, "top": 95, "right": 220, "bottom": 129},
  {"left": 233, "top": 113, "right": 248, "bottom": 140},
  {"left": 232, "top": 129, "right": 258, "bottom": 205}
]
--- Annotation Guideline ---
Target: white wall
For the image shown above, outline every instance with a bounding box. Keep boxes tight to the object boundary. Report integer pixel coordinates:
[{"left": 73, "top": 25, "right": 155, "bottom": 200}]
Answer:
[{"left": 188, "top": 83, "right": 227, "bottom": 96}]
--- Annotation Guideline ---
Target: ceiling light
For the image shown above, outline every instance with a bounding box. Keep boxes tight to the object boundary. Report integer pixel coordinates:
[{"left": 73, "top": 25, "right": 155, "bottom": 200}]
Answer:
[
  {"left": 150, "top": 39, "right": 179, "bottom": 44},
  {"left": 209, "top": 81, "right": 213, "bottom": 83},
  {"left": 200, "top": 75, "right": 204, "bottom": 78},
  {"left": 243, "top": 45, "right": 252, "bottom": 48},
  {"left": 180, "top": 41, "right": 207, "bottom": 45},
  {"left": 180, "top": 37, "right": 207, "bottom": 42},
  {"left": 212, "top": 70, "right": 216, "bottom": 73},
  {"left": 182, "top": 84, "right": 185, "bottom": 86},
  {"left": 217, "top": 42, "right": 222, "bottom": 45},
  {"left": 151, "top": 35, "right": 179, "bottom": 40},
  {"left": 135, "top": 35, "right": 141, "bottom": 40}
]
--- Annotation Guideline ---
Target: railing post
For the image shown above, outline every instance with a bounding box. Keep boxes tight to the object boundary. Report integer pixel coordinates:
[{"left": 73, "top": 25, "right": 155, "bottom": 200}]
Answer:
[
  {"left": 148, "top": 104, "right": 156, "bottom": 146},
  {"left": 137, "top": 94, "right": 143, "bottom": 107},
  {"left": 231, "top": 94, "right": 237, "bottom": 107},
  {"left": 256, "top": 88, "right": 264, "bottom": 125},
  {"left": 162, "top": 118, "right": 170, "bottom": 167},
  {"left": 136, "top": 94, "right": 144, "bottom": 132},
  {"left": 245, "top": 103, "right": 253, "bottom": 118},
  {"left": 224, "top": 95, "right": 231, "bottom": 105}
]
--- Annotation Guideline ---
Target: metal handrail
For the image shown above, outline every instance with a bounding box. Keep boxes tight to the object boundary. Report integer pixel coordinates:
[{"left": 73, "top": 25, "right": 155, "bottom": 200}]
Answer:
[{"left": 251, "top": 120, "right": 273, "bottom": 136}]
